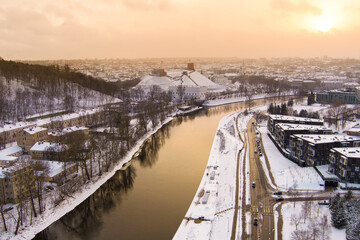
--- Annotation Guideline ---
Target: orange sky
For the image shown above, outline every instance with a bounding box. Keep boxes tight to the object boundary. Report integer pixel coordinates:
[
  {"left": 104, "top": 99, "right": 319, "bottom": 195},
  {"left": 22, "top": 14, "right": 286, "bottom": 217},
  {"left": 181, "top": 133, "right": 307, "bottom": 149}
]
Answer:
[{"left": 1, "top": 0, "right": 360, "bottom": 60}]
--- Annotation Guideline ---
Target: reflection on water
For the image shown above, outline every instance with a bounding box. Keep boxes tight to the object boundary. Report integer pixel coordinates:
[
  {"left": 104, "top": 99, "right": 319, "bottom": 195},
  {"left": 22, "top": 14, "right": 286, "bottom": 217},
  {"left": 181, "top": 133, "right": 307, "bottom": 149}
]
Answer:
[{"left": 34, "top": 97, "right": 286, "bottom": 240}]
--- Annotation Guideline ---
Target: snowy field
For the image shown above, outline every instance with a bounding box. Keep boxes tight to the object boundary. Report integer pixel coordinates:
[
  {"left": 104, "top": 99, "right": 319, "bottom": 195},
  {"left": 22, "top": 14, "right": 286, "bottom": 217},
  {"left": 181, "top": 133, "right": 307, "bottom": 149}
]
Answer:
[
  {"left": 259, "top": 125, "right": 324, "bottom": 191},
  {"left": 281, "top": 202, "right": 346, "bottom": 240}
]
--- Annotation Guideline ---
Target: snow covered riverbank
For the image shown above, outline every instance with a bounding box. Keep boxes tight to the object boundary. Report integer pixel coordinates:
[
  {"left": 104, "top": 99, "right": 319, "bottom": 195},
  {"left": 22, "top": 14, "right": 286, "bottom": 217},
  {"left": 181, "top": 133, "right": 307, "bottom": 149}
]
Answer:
[
  {"left": 6, "top": 117, "right": 175, "bottom": 240},
  {"left": 173, "top": 112, "right": 242, "bottom": 240}
]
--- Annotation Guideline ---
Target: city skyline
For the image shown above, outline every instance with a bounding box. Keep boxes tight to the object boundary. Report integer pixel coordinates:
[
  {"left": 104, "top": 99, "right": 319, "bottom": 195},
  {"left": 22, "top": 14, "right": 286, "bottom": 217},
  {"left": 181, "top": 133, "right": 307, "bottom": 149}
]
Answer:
[{"left": 1, "top": 0, "right": 360, "bottom": 60}]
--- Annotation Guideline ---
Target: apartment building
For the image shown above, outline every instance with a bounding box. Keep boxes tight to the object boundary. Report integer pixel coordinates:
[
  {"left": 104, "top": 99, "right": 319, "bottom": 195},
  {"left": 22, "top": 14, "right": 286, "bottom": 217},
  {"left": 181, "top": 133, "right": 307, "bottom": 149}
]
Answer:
[
  {"left": 0, "top": 158, "right": 35, "bottom": 203},
  {"left": 0, "top": 122, "right": 36, "bottom": 147},
  {"left": 274, "top": 123, "right": 332, "bottom": 150},
  {"left": 16, "top": 127, "right": 48, "bottom": 152},
  {"left": 267, "top": 114, "right": 323, "bottom": 135},
  {"left": 289, "top": 134, "right": 360, "bottom": 167},
  {"left": 48, "top": 126, "right": 89, "bottom": 142},
  {"left": 329, "top": 147, "right": 360, "bottom": 184}
]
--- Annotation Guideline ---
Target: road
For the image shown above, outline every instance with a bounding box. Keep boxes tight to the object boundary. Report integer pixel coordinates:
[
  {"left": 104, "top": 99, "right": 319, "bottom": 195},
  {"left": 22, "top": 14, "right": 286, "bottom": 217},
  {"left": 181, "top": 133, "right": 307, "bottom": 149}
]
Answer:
[{"left": 247, "top": 118, "right": 277, "bottom": 240}]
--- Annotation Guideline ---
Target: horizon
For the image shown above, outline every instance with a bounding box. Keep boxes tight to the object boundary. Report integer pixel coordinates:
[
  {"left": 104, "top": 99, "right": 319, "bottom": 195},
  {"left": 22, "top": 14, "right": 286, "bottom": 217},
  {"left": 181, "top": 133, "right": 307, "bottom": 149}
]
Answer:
[{"left": 2, "top": 0, "right": 360, "bottom": 60}]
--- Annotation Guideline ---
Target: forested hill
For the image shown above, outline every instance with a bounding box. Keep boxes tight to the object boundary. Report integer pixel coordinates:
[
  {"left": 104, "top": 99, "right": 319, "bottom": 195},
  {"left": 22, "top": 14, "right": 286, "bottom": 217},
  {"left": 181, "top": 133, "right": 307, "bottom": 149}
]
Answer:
[
  {"left": 0, "top": 59, "right": 120, "bottom": 96},
  {"left": 0, "top": 59, "right": 138, "bottom": 123}
]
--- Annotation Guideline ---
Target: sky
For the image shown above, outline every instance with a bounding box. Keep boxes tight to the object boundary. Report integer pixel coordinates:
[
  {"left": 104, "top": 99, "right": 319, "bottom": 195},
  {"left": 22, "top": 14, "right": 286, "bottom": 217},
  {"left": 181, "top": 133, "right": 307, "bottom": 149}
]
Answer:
[{"left": 1, "top": 0, "right": 360, "bottom": 60}]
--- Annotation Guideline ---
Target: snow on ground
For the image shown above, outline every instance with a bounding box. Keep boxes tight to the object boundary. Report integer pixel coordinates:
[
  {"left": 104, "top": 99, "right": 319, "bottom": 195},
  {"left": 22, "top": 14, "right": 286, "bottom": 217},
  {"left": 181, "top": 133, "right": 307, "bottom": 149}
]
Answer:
[
  {"left": 202, "top": 92, "right": 295, "bottom": 107},
  {"left": 281, "top": 201, "right": 346, "bottom": 240},
  {"left": 290, "top": 103, "right": 330, "bottom": 114},
  {"left": 259, "top": 125, "right": 324, "bottom": 191},
  {"left": 173, "top": 112, "right": 241, "bottom": 240},
  {"left": 5, "top": 117, "right": 175, "bottom": 240}
]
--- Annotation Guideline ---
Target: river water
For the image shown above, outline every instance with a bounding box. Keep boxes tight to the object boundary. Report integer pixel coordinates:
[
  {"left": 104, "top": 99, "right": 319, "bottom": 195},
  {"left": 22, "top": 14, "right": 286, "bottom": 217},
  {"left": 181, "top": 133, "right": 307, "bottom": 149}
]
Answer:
[{"left": 34, "top": 98, "right": 275, "bottom": 240}]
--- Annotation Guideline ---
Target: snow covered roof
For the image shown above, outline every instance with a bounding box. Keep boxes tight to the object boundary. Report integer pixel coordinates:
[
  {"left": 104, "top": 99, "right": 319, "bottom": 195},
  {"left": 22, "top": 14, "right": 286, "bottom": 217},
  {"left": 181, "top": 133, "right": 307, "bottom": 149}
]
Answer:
[
  {"left": 138, "top": 70, "right": 224, "bottom": 91},
  {"left": 48, "top": 126, "right": 88, "bottom": 137},
  {"left": 30, "top": 142, "right": 62, "bottom": 152},
  {"left": 0, "top": 155, "right": 17, "bottom": 161},
  {"left": 293, "top": 134, "right": 360, "bottom": 144},
  {"left": 0, "top": 145, "right": 22, "bottom": 156},
  {"left": 331, "top": 147, "right": 360, "bottom": 158},
  {"left": 276, "top": 123, "right": 331, "bottom": 131},
  {"left": 24, "top": 127, "right": 47, "bottom": 135},
  {"left": 269, "top": 114, "right": 323, "bottom": 123},
  {"left": 33, "top": 160, "right": 76, "bottom": 178},
  {"left": 0, "top": 122, "right": 35, "bottom": 133}
]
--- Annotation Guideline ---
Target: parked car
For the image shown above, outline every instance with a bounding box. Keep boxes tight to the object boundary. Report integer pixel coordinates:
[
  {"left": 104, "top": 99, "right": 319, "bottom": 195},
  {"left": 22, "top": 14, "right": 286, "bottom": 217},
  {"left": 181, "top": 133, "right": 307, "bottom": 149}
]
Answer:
[
  {"left": 275, "top": 196, "right": 284, "bottom": 202},
  {"left": 253, "top": 218, "right": 258, "bottom": 226},
  {"left": 274, "top": 191, "right": 282, "bottom": 195},
  {"left": 252, "top": 182, "right": 256, "bottom": 188}
]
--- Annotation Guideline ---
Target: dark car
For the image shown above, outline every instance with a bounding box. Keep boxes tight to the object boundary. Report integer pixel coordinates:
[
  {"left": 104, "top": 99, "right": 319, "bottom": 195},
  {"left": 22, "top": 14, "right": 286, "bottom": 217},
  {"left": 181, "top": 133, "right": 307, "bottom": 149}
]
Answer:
[
  {"left": 252, "top": 182, "right": 256, "bottom": 188},
  {"left": 274, "top": 191, "right": 282, "bottom": 195},
  {"left": 253, "top": 218, "right": 258, "bottom": 226},
  {"left": 275, "top": 197, "right": 284, "bottom": 202}
]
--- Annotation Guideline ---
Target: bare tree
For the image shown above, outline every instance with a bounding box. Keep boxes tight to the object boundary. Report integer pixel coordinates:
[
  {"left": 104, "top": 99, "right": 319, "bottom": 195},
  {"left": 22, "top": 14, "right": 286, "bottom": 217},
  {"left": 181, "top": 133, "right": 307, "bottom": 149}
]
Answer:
[{"left": 291, "top": 213, "right": 301, "bottom": 230}]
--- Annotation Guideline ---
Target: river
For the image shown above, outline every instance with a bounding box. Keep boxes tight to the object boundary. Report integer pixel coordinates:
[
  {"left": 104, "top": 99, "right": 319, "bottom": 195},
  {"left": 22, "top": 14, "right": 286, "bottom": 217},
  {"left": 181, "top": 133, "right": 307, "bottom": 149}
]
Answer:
[{"left": 34, "top": 97, "right": 279, "bottom": 240}]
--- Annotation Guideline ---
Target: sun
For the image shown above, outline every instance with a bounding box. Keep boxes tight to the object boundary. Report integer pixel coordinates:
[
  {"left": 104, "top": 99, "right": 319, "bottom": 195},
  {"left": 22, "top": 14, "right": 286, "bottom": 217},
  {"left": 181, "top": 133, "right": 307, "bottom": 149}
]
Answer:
[{"left": 314, "top": 16, "right": 334, "bottom": 32}]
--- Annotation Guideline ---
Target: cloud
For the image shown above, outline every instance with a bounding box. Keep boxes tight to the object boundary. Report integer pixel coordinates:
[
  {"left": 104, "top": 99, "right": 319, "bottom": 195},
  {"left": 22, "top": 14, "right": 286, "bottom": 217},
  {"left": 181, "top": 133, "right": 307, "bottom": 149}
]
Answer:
[
  {"left": 271, "top": 0, "right": 322, "bottom": 15},
  {"left": 119, "top": 0, "right": 175, "bottom": 11}
]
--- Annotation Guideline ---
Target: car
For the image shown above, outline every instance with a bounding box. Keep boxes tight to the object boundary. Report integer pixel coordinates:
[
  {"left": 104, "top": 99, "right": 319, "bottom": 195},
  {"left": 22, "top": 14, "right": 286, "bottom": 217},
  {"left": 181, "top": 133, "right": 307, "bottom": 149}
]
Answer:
[
  {"left": 253, "top": 218, "right": 258, "bottom": 226},
  {"left": 274, "top": 191, "right": 282, "bottom": 195},
  {"left": 275, "top": 196, "right": 284, "bottom": 202},
  {"left": 259, "top": 153, "right": 263, "bottom": 157},
  {"left": 254, "top": 150, "right": 257, "bottom": 154},
  {"left": 46, "top": 185, "right": 54, "bottom": 190},
  {"left": 252, "top": 182, "right": 256, "bottom": 188}
]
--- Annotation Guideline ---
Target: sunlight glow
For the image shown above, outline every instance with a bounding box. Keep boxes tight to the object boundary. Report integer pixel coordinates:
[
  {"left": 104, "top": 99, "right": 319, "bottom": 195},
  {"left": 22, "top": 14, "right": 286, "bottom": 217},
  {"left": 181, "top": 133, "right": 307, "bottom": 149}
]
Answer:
[{"left": 315, "top": 16, "right": 334, "bottom": 32}]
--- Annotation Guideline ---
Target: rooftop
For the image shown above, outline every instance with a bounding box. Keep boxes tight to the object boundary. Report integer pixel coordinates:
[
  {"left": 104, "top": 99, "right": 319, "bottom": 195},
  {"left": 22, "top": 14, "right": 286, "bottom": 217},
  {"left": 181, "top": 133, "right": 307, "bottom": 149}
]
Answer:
[
  {"left": 331, "top": 147, "right": 360, "bottom": 158},
  {"left": 276, "top": 123, "right": 331, "bottom": 131},
  {"left": 30, "top": 142, "right": 62, "bottom": 152},
  {"left": 293, "top": 134, "right": 360, "bottom": 144},
  {"left": 269, "top": 114, "right": 323, "bottom": 123},
  {"left": 24, "top": 127, "right": 47, "bottom": 135}
]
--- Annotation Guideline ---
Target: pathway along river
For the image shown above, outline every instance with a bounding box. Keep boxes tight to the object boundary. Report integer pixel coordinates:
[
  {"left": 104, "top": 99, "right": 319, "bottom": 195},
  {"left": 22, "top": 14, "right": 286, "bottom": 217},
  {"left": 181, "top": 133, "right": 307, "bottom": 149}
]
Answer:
[{"left": 34, "top": 97, "right": 283, "bottom": 240}]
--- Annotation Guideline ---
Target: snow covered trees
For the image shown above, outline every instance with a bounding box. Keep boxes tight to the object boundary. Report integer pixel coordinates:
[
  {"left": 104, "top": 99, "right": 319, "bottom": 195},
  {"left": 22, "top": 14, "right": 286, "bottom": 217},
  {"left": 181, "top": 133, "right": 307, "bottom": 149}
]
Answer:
[{"left": 329, "top": 192, "right": 360, "bottom": 240}]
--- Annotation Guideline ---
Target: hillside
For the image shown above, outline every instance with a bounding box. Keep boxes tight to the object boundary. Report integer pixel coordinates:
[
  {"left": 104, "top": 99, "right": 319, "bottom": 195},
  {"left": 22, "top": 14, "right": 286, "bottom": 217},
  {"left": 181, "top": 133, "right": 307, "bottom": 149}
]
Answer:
[{"left": 0, "top": 59, "right": 123, "bottom": 124}]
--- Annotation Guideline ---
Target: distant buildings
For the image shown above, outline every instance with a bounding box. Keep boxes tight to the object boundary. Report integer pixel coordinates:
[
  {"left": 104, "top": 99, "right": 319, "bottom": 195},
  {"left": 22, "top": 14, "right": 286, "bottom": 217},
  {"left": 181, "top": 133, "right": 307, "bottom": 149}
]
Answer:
[{"left": 315, "top": 89, "right": 359, "bottom": 104}]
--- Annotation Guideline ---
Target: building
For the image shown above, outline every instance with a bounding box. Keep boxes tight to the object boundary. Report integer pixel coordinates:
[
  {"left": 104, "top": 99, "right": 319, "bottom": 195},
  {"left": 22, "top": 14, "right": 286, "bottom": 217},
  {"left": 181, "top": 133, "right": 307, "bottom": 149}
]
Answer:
[
  {"left": 30, "top": 142, "right": 63, "bottom": 161},
  {"left": 267, "top": 114, "right": 324, "bottom": 136},
  {"left": 344, "top": 124, "right": 360, "bottom": 136},
  {"left": 48, "top": 126, "right": 89, "bottom": 142},
  {"left": 169, "top": 85, "right": 208, "bottom": 101},
  {"left": 0, "top": 158, "right": 35, "bottom": 203},
  {"left": 274, "top": 123, "right": 332, "bottom": 150},
  {"left": 16, "top": 127, "right": 48, "bottom": 152},
  {"left": 187, "top": 63, "right": 195, "bottom": 71},
  {"left": 33, "top": 160, "right": 78, "bottom": 183},
  {"left": 0, "top": 122, "right": 36, "bottom": 147},
  {"left": 289, "top": 134, "right": 360, "bottom": 167},
  {"left": 329, "top": 147, "right": 360, "bottom": 184},
  {"left": 151, "top": 69, "right": 167, "bottom": 77},
  {"left": 315, "top": 89, "right": 359, "bottom": 104}
]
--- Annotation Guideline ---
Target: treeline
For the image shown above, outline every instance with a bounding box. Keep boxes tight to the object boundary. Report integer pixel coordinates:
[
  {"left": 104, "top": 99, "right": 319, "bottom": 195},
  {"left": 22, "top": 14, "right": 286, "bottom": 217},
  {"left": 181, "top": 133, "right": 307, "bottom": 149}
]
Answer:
[
  {"left": 231, "top": 75, "right": 291, "bottom": 93},
  {"left": 0, "top": 59, "right": 141, "bottom": 123},
  {"left": 0, "top": 90, "right": 175, "bottom": 235},
  {"left": 0, "top": 59, "right": 122, "bottom": 96}
]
